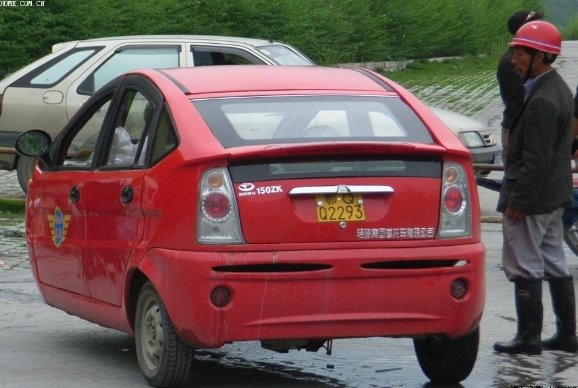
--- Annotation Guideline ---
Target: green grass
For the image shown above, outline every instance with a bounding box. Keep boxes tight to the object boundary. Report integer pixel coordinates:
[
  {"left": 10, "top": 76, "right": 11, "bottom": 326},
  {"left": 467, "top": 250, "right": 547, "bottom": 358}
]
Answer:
[
  {"left": 0, "top": 198, "right": 25, "bottom": 220},
  {"left": 383, "top": 54, "right": 499, "bottom": 87},
  {"left": 376, "top": 54, "right": 502, "bottom": 116}
]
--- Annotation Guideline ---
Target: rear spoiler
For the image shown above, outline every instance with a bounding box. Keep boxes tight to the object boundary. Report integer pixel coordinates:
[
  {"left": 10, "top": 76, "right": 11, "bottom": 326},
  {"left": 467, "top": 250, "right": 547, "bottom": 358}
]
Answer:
[{"left": 226, "top": 142, "right": 450, "bottom": 163}]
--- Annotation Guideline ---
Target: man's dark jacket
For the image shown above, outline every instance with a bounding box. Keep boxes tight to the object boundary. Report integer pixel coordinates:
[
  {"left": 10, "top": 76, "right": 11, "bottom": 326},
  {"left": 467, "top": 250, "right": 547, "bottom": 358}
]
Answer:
[
  {"left": 498, "top": 70, "right": 574, "bottom": 215},
  {"left": 575, "top": 85, "right": 578, "bottom": 118}
]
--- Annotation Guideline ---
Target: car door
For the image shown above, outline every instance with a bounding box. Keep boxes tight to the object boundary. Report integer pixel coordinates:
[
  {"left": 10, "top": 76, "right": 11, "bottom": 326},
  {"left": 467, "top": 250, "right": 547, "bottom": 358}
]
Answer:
[
  {"left": 30, "top": 88, "right": 115, "bottom": 296},
  {"left": 81, "top": 79, "right": 159, "bottom": 306},
  {"left": 1, "top": 47, "right": 102, "bottom": 136}
]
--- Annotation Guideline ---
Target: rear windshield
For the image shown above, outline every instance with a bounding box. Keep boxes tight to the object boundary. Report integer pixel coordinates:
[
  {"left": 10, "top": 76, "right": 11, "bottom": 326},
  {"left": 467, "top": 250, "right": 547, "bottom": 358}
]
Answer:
[
  {"left": 256, "top": 44, "right": 313, "bottom": 65},
  {"left": 192, "top": 95, "right": 433, "bottom": 148}
]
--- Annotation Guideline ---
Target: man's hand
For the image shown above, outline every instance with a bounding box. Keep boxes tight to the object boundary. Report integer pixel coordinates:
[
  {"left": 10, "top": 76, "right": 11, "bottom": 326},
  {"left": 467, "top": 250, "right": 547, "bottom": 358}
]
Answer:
[{"left": 505, "top": 207, "right": 525, "bottom": 220}]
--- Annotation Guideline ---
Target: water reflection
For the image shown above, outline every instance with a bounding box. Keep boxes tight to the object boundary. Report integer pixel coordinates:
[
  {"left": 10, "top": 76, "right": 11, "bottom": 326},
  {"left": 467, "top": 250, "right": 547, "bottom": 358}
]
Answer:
[{"left": 491, "top": 351, "right": 578, "bottom": 387}]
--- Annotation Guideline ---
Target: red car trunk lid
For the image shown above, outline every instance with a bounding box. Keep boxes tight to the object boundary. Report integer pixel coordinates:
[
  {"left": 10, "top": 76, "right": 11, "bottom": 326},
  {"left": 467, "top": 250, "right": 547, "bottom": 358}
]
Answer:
[{"left": 231, "top": 159, "right": 441, "bottom": 244}]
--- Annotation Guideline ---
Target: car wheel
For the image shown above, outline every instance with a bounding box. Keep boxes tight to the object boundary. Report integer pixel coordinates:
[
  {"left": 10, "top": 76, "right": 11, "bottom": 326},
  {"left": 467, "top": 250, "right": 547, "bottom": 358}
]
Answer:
[
  {"left": 413, "top": 327, "right": 479, "bottom": 384},
  {"left": 16, "top": 156, "right": 36, "bottom": 193},
  {"left": 135, "top": 282, "right": 195, "bottom": 388}
]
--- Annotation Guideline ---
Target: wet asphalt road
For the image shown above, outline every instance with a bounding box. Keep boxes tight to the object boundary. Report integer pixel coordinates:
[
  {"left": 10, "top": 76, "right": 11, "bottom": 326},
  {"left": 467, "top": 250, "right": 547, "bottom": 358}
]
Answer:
[
  {"left": 1, "top": 42, "right": 578, "bottom": 387},
  {"left": 3, "top": 223, "right": 578, "bottom": 388}
]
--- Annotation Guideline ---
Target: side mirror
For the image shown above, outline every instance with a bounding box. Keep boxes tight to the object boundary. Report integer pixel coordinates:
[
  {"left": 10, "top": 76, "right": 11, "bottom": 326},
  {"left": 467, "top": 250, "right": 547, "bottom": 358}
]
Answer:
[{"left": 15, "top": 130, "right": 52, "bottom": 157}]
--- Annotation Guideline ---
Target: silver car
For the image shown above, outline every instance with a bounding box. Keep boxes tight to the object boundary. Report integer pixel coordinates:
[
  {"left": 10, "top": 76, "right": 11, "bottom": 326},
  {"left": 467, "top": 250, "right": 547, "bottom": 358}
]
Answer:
[
  {"left": 0, "top": 35, "right": 313, "bottom": 189},
  {"left": 1, "top": 35, "right": 499, "bottom": 190},
  {"left": 430, "top": 107, "right": 501, "bottom": 171}
]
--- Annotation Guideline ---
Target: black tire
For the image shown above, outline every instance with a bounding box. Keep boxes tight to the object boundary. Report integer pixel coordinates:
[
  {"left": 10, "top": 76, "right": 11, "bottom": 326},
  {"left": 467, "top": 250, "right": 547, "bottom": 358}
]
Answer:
[
  {"left": 135, "top": 282, "right": 195, "bottom": 387},
  {"left": 16, "top": 156, "right": 36, "bottom": 193},
  {"left": 564, "top": 223, "right": 578, "bottom": 256},
  {"left": 413, "top": 327, "right": 479, "bottom": 384}
]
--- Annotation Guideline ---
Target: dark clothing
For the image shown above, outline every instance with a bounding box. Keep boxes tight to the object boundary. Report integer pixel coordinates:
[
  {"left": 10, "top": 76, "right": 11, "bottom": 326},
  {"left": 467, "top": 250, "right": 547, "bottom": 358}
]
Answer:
[
  {"left": 575, "top": 85, "right": 578, "bottom": 119},
  {"left": 497, "top": 48, "right": 526, "bottom": 129},
  {"left": 498, "top": 70, "right": 574, "bottom": 215}
]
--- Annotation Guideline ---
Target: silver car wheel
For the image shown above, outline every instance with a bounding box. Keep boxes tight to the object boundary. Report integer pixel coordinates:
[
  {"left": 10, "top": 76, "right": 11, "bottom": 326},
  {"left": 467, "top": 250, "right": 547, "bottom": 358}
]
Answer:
[
  {"left": 135, "top": 281, "right": 195, "bottom": 387},
  {"left": 140, "top": 297, "right": 163, "bottom": 371}
]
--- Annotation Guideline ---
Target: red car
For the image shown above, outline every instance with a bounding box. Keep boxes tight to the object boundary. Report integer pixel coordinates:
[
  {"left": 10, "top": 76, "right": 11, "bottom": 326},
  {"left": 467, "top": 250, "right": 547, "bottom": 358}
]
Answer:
[{"left": 16, "top": 66, "right": 485, "bottom": 387}]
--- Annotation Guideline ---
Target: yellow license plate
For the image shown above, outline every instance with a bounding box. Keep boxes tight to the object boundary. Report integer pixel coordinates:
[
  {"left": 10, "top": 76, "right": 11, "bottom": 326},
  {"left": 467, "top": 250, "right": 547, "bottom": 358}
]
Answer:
[{"left": 315, "top": 194, "right": 365, "bottom": 222}]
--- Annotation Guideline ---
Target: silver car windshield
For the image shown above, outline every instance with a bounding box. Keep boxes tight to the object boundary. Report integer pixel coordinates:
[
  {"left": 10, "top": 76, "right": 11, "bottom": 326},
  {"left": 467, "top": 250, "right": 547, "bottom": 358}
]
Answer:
[{"left": 192, "top": 95, "right": 433, "bottom": 148}]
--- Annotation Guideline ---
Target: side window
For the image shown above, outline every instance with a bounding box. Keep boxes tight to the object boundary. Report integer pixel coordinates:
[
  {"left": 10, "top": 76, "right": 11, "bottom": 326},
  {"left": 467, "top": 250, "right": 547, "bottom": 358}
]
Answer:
[
  {"left": 78, "top": 46, "right": 180, "bottom": 95},
  {"left": 11, "top": 48, "right": 101, "bottom": 88},
  {"left": 149, "top": 107, "right": 178, "bottom": 165},
  {"left": 192, "top": 46, "right": 263, "bottom": 66},
  {"left": 105, "top": 90, "right": 153, "bottom": 167},
  {"left": 30, "top": 50, "right": 96, "bottom": 86},
  {"left": 60, "top": 98, "right": 112, "bottom": 167}
]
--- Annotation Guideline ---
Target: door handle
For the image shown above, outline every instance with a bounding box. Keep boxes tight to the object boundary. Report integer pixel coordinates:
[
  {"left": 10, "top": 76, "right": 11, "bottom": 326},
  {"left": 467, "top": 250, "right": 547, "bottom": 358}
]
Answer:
[
  {"left": 69, "top": 186, "right": 80, "bottom": 203},
  {"left": 121, "top": 185, "right": 134, "bottom": 204}
]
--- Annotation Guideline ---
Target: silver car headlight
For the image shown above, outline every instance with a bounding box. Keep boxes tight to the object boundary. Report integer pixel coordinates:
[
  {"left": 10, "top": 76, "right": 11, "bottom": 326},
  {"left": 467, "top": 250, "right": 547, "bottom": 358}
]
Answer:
[{"left": 457, "top": 131, "right": 485, "bottom": 148}]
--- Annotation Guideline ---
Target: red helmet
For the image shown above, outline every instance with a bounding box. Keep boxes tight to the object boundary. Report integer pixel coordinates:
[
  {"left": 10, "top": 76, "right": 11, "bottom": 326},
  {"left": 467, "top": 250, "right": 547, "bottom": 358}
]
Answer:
[{"left": 509, "top": 20, "right": 562, "bottom": 55}]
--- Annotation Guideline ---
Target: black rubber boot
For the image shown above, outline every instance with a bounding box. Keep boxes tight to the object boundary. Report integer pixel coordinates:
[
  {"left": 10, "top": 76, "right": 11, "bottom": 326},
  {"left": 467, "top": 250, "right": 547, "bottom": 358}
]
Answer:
[
  {"left": 494, "top": 278, "right": 543, "bottom": 355},
  {"left": 543, "top": 276, "right": 578, "bottom": 352}
]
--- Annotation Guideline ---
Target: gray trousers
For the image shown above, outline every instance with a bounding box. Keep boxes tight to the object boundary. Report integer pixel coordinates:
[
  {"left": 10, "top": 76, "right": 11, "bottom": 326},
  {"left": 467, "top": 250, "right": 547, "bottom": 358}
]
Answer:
[{"left": 502, "top": 207, "right": 570, "bottom": 280}]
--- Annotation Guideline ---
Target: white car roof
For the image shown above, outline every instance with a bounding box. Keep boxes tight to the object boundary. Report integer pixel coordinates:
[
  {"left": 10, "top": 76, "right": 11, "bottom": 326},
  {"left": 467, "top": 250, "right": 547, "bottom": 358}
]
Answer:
[{"left": 53, "top": 35, "right": 282, "bottom": 52}]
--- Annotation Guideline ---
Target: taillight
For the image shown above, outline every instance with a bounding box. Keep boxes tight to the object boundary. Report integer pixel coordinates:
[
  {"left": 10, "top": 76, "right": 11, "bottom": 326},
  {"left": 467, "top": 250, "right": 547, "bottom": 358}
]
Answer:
[
  {"left": 443, "top": 185, "right": 465, "bottom": 214},
  {"left": 197, "top": 168, "right": 244, "bottom": 244},
  {"left": 202, "top": 192, "right": 231, "bottom": 221},
  {"left": 438, "top": 162, "right": 471, "bottom": 238}
]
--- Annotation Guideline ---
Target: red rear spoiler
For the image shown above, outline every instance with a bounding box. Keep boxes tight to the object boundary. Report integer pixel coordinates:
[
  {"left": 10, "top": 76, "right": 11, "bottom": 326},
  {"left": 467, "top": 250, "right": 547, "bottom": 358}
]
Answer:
[{"left": 226, "top": 142, "right": 449, "bottom": 163}]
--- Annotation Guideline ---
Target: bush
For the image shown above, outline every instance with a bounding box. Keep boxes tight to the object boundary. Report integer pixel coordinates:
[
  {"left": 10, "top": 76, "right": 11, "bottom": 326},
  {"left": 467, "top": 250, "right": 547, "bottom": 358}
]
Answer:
[
  {"left": 562, "top": 14, "right": 578, "bottom": 39},
  {"left": 0, "top": 0, "right": 552, "bottom": 76}
]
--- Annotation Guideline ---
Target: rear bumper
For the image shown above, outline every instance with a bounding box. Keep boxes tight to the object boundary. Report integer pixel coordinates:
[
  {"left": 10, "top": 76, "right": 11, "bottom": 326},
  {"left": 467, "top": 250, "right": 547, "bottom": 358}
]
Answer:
[{"left": 140, "top": 243, "right": 485, "bottom": 348}]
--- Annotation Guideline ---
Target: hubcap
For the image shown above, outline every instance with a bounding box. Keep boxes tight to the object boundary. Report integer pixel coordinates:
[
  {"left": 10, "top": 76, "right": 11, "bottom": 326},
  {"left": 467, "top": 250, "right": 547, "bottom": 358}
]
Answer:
[{"left": 140, "top": 299, "right": 163, "bottom": 371}]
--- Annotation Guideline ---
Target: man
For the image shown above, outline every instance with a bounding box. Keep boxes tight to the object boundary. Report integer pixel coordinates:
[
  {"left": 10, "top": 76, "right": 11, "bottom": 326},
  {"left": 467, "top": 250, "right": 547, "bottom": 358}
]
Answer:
[
  {"left": 496, "top": 10, "right": 542, "bottom": 164},
  {"left": 494, "top": 20, "right": 577, "bottom": 355},
  {"left": 575, "top": 85, "right": 578, "bottom": 138}
]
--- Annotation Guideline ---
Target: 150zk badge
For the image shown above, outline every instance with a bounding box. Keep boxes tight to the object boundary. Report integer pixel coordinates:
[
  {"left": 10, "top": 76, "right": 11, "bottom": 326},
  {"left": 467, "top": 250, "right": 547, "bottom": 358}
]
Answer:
[{"left": 237, "top": 183, "right": 283, "bottom": 197}]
